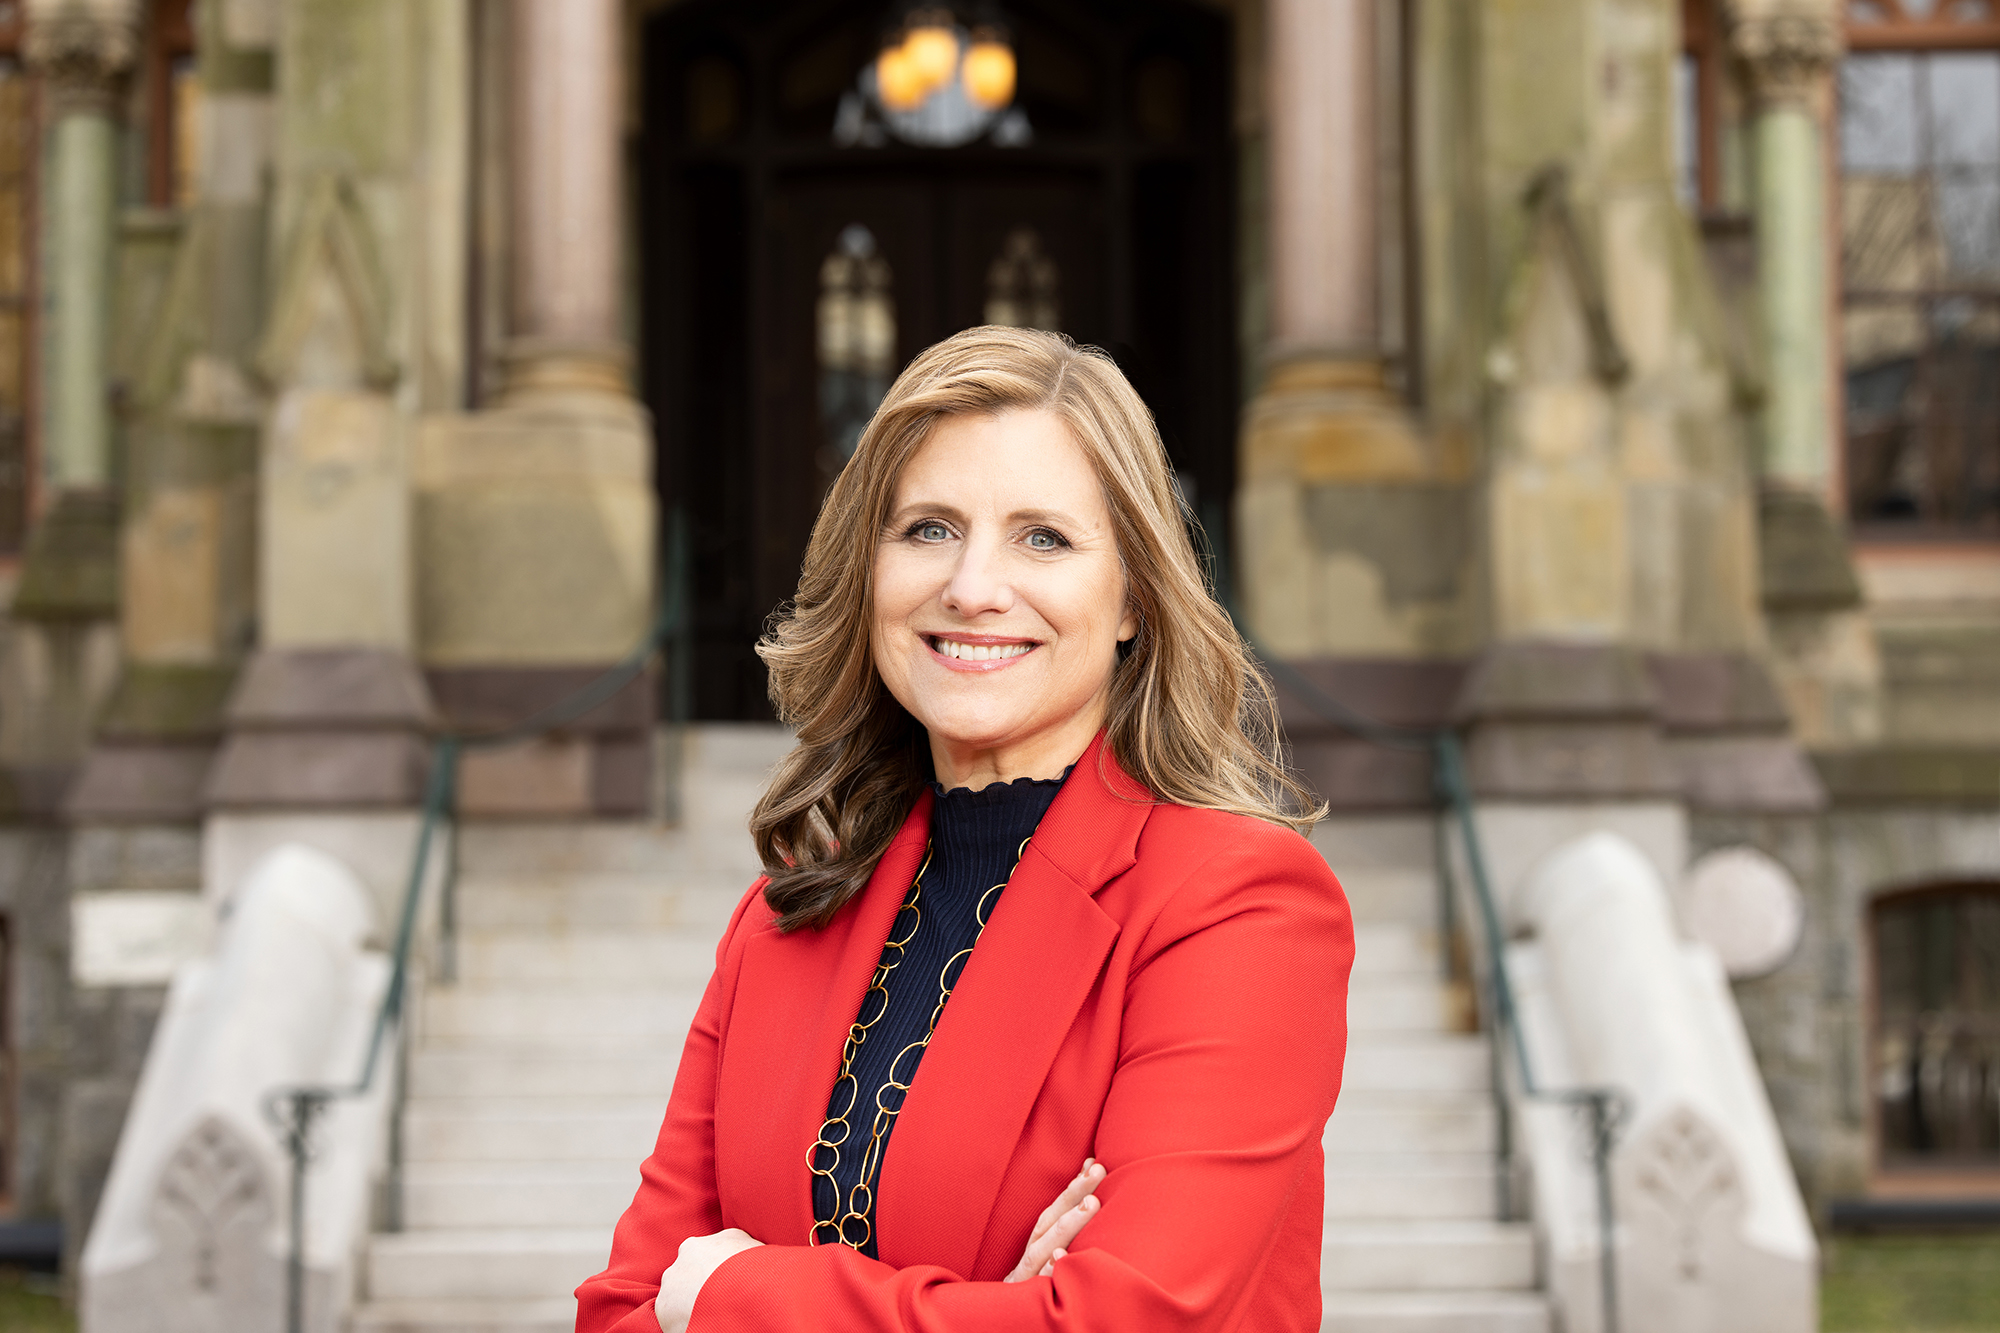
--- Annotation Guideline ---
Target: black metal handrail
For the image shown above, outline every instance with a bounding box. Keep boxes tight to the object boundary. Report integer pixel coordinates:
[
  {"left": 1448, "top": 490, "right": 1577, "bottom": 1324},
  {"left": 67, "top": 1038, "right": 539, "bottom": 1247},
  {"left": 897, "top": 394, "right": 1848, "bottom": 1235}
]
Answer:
[
  {"left": 262, "top": 510, "right": 690, "bottom": 1333},
  {"left": 1202, "top": 513, "right": 1626, "bottom": 1333}
]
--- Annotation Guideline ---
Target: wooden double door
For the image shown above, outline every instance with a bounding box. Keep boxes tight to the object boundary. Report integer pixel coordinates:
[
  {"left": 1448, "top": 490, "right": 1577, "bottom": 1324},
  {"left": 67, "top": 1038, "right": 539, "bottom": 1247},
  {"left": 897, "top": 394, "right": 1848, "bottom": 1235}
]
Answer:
[{"left": 643, "top": 0, "right": 1234, "bottom": 720}]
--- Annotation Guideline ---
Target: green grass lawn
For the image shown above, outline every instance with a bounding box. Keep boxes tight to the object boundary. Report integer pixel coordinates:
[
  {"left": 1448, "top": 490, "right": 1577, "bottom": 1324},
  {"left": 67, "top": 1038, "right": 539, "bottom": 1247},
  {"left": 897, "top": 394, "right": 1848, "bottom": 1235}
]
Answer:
[
  {"left": 5, "top": 1236, "right": 1998, "bottom": 1331},
  {"left": 0, "top": 1268, "right": 70, "bottom": 1333},
  {"left": 1822, "top": 1234, "right": 2000, "bottom": 1332}
]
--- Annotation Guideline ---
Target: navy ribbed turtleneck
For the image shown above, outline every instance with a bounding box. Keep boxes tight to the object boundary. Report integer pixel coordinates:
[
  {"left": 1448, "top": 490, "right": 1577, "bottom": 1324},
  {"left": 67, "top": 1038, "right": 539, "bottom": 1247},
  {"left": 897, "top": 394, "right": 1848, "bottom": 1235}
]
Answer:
[{"left": 809, "top": 768, "right": 1071, "bottom": 1255}]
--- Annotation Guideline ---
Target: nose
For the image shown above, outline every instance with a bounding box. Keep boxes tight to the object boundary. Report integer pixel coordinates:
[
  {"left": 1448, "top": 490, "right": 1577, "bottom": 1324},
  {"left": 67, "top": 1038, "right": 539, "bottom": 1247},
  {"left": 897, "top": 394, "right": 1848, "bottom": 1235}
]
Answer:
[{"left": 940, "top": 535, "right": 1014, "bottom": 617}]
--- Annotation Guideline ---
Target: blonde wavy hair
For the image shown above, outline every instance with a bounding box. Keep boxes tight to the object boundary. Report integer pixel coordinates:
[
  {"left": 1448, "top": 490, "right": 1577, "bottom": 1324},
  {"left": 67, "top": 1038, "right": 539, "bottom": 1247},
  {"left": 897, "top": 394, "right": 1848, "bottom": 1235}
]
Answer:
[{"left": 752, "top": 326, "right": 1319, "bottom": 931}]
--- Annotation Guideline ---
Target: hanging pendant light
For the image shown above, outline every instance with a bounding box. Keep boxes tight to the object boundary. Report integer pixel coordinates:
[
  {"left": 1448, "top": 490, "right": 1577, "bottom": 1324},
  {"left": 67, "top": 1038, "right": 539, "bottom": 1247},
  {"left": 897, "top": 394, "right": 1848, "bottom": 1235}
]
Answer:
[
  {"left": 899, "top": 11, "right": 962, "bottom": 98},
  {"left": 875, "top": 42, "right": 927, "bottom": 111},
  {"left": 961, "top": 28, "right": 1016, "bottom": 112},
  {"left": 847, "top": 5, "right": 1023, "bottom": 148}
]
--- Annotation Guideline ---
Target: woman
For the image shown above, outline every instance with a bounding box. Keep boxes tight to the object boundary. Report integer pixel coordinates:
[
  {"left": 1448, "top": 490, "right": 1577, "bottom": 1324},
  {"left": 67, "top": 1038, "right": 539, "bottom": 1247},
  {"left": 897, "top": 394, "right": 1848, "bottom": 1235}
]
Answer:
[{"left": 575, "top": 327, "right": 1352, "bottom": 1333}]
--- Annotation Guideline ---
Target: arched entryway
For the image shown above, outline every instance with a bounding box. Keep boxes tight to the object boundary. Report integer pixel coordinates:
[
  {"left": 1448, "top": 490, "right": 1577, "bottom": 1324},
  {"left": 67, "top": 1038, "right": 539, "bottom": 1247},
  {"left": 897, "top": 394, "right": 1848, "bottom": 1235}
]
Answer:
[{"left": 640, "top": 0, "right": 1236, "bottom": 719}]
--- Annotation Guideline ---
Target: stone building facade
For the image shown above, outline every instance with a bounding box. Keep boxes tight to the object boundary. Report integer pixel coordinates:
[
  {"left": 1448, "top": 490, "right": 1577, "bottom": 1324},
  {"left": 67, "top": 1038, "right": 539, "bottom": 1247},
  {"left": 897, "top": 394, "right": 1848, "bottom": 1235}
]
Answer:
[{"left": 0, "top": 0, "right": 1991, "bottom": 1301}]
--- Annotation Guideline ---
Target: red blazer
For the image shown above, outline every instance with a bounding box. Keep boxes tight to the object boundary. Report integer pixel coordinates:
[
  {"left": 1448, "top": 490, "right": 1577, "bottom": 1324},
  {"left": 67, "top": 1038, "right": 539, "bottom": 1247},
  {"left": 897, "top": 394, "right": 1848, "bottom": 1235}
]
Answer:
[{"left": 575, "top": 734, "right": 1352, "bottom": 1332}]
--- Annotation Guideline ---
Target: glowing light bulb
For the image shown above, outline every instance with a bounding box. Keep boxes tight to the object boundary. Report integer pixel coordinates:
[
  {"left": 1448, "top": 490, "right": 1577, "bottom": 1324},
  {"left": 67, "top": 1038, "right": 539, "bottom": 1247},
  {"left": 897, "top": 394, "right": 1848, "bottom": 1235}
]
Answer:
[
  {"left": 961, "top": 39, "right": 1015, "bottom": 111},
  {"left": 902, "top": 23, "right": 961, "bottom": 97},
  {"left": 876, "top": 44, "right": 926, "bottom": 111}
]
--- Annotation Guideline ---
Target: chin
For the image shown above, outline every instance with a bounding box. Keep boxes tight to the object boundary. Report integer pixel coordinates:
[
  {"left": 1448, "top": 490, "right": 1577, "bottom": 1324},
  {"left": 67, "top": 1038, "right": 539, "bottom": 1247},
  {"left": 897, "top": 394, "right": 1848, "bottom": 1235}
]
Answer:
[{"left": 921, "top": 713, "right": 1028, "bottom": 752}]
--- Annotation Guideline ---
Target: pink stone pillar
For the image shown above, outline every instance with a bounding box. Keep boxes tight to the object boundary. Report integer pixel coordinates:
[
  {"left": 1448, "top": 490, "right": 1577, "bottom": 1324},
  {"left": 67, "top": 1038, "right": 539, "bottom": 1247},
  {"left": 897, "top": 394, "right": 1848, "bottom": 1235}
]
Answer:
[
  {"left": 1268, "top": 0, "right": 1377, "bottom": 356},
  {"left": 508, "top": 0, "right": 627, "bottom": 395}
]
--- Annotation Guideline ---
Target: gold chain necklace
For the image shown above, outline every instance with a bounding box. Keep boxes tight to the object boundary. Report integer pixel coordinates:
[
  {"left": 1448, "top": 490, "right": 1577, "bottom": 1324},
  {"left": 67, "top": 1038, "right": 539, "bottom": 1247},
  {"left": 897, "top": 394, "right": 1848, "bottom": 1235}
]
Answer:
[{"left": 807, "top": 835, "right": 1027, "bottom": 1250}]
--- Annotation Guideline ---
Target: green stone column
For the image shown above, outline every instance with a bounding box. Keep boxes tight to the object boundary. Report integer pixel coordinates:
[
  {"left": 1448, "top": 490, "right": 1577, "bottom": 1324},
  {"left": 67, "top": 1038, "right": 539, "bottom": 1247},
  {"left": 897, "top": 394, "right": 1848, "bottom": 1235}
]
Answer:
[
  {"left": 1754, "top": 106, "right": 1828, "bottom": 486},
  {"left": 1734, "top": 9, "right": 1841, "bottom": 490},
  {"left": 13, "top": 3, "right": 139, "bottom": 622},
  {"left": 1730, "top": 3, "right": 1883, "bottom": 747},
  {"left": 2, "top": 3, "right": 138, "bottom": 793},
  {"left": 44, "top": 105, "right": 118, "bottom": 489}
]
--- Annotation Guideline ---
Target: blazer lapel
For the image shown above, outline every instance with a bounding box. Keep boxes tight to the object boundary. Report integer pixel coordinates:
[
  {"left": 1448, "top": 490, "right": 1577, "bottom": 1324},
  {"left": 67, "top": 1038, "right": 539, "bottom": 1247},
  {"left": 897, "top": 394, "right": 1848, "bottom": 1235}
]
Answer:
[
  {"left": 873, "top": 734, "right": 1151, "bottom": 1278},
  {"left": 716, "top": 791, "right": 934, "bottom": 1247}
]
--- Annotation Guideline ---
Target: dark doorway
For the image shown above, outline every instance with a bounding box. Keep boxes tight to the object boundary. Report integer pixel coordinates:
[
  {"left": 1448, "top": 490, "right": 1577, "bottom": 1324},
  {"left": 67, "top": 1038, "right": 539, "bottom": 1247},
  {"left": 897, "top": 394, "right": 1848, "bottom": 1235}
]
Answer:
[{"left": 642, "top": 0, "right": 1235, "bottom": 720}]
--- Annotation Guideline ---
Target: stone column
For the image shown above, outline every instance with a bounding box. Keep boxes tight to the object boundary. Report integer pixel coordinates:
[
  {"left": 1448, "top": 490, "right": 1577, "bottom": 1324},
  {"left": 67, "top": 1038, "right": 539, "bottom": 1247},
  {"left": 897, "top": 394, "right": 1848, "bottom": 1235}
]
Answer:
[
  {"left": 1268, "top": 0, "right": 1377, "bottom": 362},
  {"left": 26, "top": 0, "right": 136, "bottom": 494},
  {"left": 1, "top": 1, "right": 138, "bottom": 791},
  {"left": 1732, "top": 3, "right": 1840, "bottom": 493},
  {"left": 71, "top": 0, "right": 276, "bottom": 831},
  {"left": 408, "top": 0, "right": 656, "bottom": 818},
  {"left": 1237, "top": 0, "right": 1441, "bottom": 661},
  {"left": 503, "top": 0, "right": 627, "bottom": 397},
  {"left": 1729, "top": 0, "right": 1881, "bottom": 746},
  {"left": 203, "top": 0, "right": 438, "bottom": 837},
  {"left": 1450, "top": 0, "right": 1821, "bottom": 825}
]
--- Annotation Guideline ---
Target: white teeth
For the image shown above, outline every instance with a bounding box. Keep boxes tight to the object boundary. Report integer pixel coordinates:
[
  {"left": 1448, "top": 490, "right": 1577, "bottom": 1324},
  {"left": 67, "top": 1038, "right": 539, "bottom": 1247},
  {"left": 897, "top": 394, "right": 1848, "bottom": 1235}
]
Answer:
[{"left": 932, "top": 638, "right": 1032, "bottom": 661}]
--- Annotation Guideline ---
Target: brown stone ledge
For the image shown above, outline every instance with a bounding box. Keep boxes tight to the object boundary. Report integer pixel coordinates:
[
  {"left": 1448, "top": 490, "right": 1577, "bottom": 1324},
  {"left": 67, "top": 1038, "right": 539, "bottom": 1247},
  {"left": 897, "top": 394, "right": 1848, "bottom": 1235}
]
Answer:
[
  {"left": 427, "top": 665, "right": 654, "bottom": 818},
  {"left": 1813, "top": 746, "right": 2000, "bottom": 806}
]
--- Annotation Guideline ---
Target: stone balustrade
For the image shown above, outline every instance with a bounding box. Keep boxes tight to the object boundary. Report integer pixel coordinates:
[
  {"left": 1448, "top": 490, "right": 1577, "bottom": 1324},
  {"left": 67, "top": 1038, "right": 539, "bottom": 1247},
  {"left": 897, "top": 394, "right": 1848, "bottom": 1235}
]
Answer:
[
  {"left": 80, "top": 844, "right": 392, "bottom": 1333},
  {"left": 1506, "top": 831, "right": 1818, "bottom": 1333}
]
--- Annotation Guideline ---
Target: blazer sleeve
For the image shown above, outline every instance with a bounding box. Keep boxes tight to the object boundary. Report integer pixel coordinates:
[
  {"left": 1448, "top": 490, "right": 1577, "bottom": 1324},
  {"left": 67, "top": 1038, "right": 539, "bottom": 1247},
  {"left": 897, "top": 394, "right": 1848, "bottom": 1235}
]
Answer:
[
  {"left": 683, "top": 825, "right": 1353, "bottom": 1333},
  {"left": 574, "top": 878, "right": 771, "bottom": 1333}
]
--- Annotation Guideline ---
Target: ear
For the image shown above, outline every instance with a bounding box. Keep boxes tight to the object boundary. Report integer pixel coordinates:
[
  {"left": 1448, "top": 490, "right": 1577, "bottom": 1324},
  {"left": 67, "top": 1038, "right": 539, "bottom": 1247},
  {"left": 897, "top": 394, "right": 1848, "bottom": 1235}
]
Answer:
[{"left": 1117, "top": 600, "right": 1140, "bottom": 644}]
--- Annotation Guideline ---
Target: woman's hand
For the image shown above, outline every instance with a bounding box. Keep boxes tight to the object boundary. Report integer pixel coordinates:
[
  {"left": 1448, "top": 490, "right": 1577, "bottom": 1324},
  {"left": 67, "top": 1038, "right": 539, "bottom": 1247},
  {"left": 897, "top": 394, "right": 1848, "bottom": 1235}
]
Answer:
[
  {"left": 655, "top": 1229, "right": 763, "bottom": 1332},
  {"left": 1004, "top": 1158, "right": 1106, "bottom": 1282}
]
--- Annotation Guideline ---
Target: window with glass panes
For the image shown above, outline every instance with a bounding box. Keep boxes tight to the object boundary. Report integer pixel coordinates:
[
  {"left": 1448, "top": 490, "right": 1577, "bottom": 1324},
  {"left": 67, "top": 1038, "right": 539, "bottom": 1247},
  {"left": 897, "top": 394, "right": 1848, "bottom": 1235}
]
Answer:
[
  {"left": 1842, "top": 2, "right": 2000, "bottom": 534},
  {"left": 1871, "top": 883, "right": 2000, "bottom": 1173}
]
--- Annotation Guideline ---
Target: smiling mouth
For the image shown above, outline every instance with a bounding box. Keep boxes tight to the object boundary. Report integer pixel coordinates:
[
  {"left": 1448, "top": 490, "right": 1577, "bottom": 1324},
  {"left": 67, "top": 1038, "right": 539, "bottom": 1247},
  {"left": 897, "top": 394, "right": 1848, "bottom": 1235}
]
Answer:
[{"left": 926, "top": 636, "right": 1037, "bottom": 662}]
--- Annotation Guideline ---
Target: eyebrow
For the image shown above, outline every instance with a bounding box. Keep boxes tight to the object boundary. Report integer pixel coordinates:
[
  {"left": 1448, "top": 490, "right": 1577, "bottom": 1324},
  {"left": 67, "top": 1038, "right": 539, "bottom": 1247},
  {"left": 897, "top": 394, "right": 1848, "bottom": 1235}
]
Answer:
[{"left": 886, "top": 502, "right": 1089, "bottom": 530}]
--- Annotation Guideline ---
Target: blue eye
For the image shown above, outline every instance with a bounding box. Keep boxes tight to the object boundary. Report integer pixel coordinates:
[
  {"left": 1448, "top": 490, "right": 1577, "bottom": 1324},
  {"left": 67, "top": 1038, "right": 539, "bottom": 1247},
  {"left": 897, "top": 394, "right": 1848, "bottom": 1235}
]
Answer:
[
  {"left": 916, "top": 521, "right": 951, "bottom": 542},
  {"left": 1026, "top": 529, "right": 1062, "bottom": 551}
]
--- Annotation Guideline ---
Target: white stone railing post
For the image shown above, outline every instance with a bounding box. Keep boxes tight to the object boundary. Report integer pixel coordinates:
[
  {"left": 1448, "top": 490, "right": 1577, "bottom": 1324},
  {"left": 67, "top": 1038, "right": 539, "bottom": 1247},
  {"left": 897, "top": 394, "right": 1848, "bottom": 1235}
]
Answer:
[
  {"left": 1508, "top": 831, "right": 1818, "bottom": 1333},
  {"left": 81, "top": 844, "right": 393, "bottom": 1333}
]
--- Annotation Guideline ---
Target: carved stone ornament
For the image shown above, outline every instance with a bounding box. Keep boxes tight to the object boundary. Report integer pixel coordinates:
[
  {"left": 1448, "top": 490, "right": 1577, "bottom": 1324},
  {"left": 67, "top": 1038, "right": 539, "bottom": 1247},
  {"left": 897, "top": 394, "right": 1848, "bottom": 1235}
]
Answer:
[
  {"left": 1729, "top": 6, "right": 1843, "bottom": 108},
  {"left": 1629, "top": 1106, "right": 1745, "bottom": 1282},
  {"left": 23, "top": 0, "right": 141, "bottom": 109},
  {"left": 149, "top": 1116, "right": 270, "bottom": 1296}
]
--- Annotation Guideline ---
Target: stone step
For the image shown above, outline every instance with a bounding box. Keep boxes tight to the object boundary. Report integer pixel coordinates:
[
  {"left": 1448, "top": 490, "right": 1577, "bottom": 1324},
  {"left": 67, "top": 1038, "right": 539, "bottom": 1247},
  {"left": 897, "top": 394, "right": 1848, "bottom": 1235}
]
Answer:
[
  {"left": 1319, "top": 1289, "right": 1551, "bottom": 1333},
  {"left": 1321, "top": 1110, "right": 1496, "bottom": 1155},
  {"left": 403, "top": 1104, "right": 662, "bottom": 1164},
  {"left": 1347, "top": 981, "right": 1453, "bottom": 1033},
  {"left": 1323, "top": 1100, "right": 1495, "bottom": 1155},
  {"left": 351, "top": 1299, "right": 576, "bottom": 1333},
  {"left": 403, "top": 1162, "right": 638, "bottom": 1231},
  {"left": 1320, "top": 1221, "right": 1537, "bottom": 1292},
  {"left": 366, "top": 1229, "right": 612, "bottom": 1302},
  {"left": 409, "top": 1050, "right": 681, "bottom": 1101},
  {"left": 1343, "top": 1037, "right": 1490, "bottom": 1094},
  {"left": 418, "top": 988, "right": 704, "bottom": 1044},
  {"left": 1332, "top": 867, "right": 1440, "bottom": 929},
  {"left": 1351, "top": 923, "right": 1434, "bottom": 977},
  {"left": 450, "top": 931, "right": 718, "bottom": 987},
  {"left": 1322, "top": 1165, "right": 1497, "bottom": 1221}
]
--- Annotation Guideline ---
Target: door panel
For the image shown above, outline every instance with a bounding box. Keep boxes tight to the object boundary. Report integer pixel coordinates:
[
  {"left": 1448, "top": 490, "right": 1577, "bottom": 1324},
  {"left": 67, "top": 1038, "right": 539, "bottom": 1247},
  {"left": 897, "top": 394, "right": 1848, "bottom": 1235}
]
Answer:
[
  {"left": 645, "top": 0, "right": 1234, "bottom": 721},
  {"left": 943, "top": 174, "right": 1107, "bottom": 341}
]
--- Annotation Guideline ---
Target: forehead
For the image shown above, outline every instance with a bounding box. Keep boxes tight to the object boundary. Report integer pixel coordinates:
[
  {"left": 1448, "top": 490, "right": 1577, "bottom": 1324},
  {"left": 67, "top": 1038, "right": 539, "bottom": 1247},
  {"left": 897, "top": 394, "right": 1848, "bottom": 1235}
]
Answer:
[{"left": 893, "top": 410, "right": 1106, "bottom": 515}]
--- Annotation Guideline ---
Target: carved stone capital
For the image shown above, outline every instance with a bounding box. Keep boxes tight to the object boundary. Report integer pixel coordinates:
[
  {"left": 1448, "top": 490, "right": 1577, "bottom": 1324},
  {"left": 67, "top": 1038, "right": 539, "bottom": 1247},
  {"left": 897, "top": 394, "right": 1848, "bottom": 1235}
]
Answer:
[
  {"left": 23, "top": 0, "right": 140, "bottom": 113},
  {"left": 1730, "top": 8, "right": 1843, "bottom": 109}
]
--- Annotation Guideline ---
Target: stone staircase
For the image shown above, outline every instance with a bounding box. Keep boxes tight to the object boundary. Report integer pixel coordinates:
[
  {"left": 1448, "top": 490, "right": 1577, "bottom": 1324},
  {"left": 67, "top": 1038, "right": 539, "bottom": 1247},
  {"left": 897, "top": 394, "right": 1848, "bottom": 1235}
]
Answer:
[
  {"left": 352, "top": 728, "right": 1548, "bottom": 1332},
  {"left": 1320, "top": 867, "right": 1550, "bottom": 1332},
  {"left": 351, "top": 726, "right": 784, "bottom": 1333}
]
